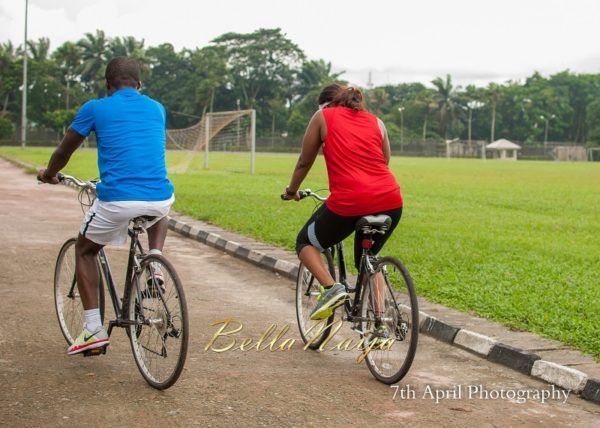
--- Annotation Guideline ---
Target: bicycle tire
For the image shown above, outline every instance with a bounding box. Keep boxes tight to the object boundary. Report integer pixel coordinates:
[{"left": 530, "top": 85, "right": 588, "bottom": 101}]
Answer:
[
  {"left": 295, "top": 248, "right": 336, "bottom": 350},
  {"left": 54, "top": 238, "right": 105, "bottom": 345},
  {"left": 124, "top": 254, "right": 188, "bottom": 390},
  {"left": 360, "top": 256, "right": 419, "bottom": 384}
]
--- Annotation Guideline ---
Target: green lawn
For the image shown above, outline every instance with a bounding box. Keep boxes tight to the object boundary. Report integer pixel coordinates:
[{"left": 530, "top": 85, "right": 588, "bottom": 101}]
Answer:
[{"left": 2, "top": 147, "right": 599, "bottom": 360}]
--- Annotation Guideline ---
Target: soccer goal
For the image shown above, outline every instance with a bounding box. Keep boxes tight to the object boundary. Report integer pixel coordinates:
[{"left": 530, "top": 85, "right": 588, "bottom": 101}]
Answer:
[{"left": 167, "top": 109, "right": 256, "bottom": 174}]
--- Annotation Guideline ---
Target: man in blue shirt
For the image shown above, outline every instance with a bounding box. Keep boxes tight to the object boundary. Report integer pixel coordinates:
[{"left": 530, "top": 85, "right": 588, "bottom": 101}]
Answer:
[{"left": 38, "top": 57, "right": 174, "bottom": 355}]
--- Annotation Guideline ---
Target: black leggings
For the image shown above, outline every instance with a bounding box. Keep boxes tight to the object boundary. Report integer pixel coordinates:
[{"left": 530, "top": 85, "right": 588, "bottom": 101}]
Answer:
[{"left": 296, "top": 205, "right": 402, "bottom": 269}]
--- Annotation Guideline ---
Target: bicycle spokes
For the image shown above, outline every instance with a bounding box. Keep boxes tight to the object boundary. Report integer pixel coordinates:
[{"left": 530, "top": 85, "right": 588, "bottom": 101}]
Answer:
[{"left": 360, "top": 257, "right": 419, "bottom": 384}]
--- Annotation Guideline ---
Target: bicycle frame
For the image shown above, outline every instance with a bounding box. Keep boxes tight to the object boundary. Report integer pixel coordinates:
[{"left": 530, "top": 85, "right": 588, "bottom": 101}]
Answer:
[
  {"left": 331, "top": 237, "right": 380, "bottom": 325},
  {"left": 296, "top": 189, "right": 383, "bottom": 324},
  {"left": 99, "top": 219, "right": 146, "bottom": 335}
]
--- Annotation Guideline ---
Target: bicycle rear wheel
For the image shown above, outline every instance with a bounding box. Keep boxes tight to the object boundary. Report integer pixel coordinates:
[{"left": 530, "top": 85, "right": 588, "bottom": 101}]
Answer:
[
  {"left": 54, "top": 238, "right": 105, "bottom": 345},
  {"left": 125, "top": 254, "right": 188, "bottom": 390},
  {"left": 296, "top": 248, "right": 336, "bottom": 350},
  {"left": 360, "top": 256, "right": 418, "bottom": 384}
]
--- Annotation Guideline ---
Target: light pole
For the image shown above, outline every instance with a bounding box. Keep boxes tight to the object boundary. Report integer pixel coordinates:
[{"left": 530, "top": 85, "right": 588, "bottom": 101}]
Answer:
[
  {"left": 236, "top": 99, "right": 240, "bottom": 149},
  {"left": 21, "top": 0, "right": 29, "bottom": 148},
  {"left": 466, "top": 100, "right": 484, "bottom": 157},
  {"left": 397, "top": 106, "right": 405, "bottom": 152},
  {"left": 540, "top": 114, "right": 555, "bottom": 153}
]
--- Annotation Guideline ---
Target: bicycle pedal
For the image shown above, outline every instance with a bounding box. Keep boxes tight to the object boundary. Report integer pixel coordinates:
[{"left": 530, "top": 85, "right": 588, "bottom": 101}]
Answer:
[
  {"left": 351, "top": 327, "right": 366, "bottom": 335},
  {"left": 82, "top": 345, "right": 108, "bottom": 357}
]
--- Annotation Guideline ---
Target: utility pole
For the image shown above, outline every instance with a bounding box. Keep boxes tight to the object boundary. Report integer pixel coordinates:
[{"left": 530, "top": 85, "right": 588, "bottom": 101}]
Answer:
[{"left": 21, "top": 0, "right": 29, "bottom": 148}]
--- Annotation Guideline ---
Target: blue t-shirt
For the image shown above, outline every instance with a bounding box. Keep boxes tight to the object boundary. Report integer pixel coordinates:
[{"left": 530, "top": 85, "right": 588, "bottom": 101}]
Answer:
[{"left": 70, "top": 88, "right": 174, "bottom": 202}]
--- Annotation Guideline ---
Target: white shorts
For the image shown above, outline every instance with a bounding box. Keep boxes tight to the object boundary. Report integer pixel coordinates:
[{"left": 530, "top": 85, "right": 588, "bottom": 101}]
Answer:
[{"left": 80, "top": 195, "right": 175, "bottom": 246}]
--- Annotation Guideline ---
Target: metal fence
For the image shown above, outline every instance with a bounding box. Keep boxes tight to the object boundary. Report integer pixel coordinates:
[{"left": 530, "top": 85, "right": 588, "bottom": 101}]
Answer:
[{"left": 1, "top": 129, "right": 595, "bottom": 161}]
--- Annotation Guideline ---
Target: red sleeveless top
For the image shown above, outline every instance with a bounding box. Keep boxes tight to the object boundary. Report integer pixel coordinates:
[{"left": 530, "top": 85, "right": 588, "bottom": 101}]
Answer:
[{"left": 321, "top": 107, "right": 403, "bottom": 216}]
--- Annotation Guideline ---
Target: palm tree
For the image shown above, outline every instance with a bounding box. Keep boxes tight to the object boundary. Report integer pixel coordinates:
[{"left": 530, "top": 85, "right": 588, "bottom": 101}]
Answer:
[
  {"left": 27, "top": 37, "right": 51, "bottom": 61},
  {"left": 52, "top": 41, "right": 82, "bottom": 110},
  {"left": 416, "top": 93, "right": 437, "bottom": 142},
  {"left": 0, "top": 41, "right": 17, "bottom": 116},
  {"left": 78, "top": 30, "right": 108, "bottom": 96},
  {"left": 431, "top": 74, "right": 456, "bottom": 139},
  {"left": 486, "top": 83, "right": 501, "bottom": 143},
  {"left": 366, "top": 87, "right": 391, "bottom": 116},
  {"left": 109, "top": 36, "right": 145, "bottom": 58}
]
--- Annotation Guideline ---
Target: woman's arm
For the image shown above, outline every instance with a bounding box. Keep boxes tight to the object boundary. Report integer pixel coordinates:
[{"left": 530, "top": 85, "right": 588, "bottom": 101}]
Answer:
[
  {"left": 283, "top": 110, "right": 325, "bottom": 200},
  {"left": 378, "top": 118, "right": 391, "bottom": 164}
]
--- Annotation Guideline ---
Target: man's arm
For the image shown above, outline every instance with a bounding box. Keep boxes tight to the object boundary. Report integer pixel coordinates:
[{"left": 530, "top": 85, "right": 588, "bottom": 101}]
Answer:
[{"left": 37, "top": 128, "right": 86, "bottom": 184}]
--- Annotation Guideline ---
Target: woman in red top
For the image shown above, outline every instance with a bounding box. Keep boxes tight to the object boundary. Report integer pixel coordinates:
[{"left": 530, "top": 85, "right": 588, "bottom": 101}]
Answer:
[{"left": 282, "top": 84, "right": 403, "bottom": 320}]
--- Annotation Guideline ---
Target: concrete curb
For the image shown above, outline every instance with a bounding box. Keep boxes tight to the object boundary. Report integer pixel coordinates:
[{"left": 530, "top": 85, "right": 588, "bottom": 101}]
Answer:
[{"left": 167, "top": 215, "right": 600, "bottom": 405}]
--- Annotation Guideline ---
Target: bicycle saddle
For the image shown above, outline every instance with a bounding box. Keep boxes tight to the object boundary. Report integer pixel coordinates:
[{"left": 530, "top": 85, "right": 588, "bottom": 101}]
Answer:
[
  {"left": 133, "top": 215, "right": 157, "bottom": 222},
  {"left": 356, "top": 215, "right": 392, "bottom": 231}
]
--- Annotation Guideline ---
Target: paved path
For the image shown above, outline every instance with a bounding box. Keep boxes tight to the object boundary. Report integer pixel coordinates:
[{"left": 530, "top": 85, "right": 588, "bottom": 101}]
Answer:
[
  {"left": 168, "top": 194, "right": 600, "bottom": 401},
  {"left": 0, "top": 157, "right": 599, "bottom": 427}
]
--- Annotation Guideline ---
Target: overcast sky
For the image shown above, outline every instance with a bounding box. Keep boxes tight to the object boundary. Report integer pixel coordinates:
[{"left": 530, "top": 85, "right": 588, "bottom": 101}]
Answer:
[{"left": 1, "top": 0, "right": 599, "bottom": 88}]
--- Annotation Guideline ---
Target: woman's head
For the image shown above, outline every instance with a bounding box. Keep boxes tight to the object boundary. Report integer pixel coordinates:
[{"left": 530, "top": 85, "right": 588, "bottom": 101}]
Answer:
[
  {"left": 318, "top": 84, "right": 341, "bottom": 109},
  {"left": 319, "top": 84, "right": 366, "bottom": 112}
]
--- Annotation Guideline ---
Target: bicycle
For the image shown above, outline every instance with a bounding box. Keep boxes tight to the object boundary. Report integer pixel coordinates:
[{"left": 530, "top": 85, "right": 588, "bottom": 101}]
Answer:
[
  {"left": 294, "top": 189, "right": 419, "bottom": 384},
  {"left": 52, "top": 174, "right": 189, "bottom": 390}
]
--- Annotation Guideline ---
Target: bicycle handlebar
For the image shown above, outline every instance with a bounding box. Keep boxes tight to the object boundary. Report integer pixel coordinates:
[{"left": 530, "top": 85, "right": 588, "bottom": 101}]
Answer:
[
  {"left": 57, "top": 173, "right": 97, "bottom": 190},
  {"left": 299, "top": 189, "right": 326, "bottom": 201},
  {"left": 280, "top": 188, "right": 327, "bottom": 202}
]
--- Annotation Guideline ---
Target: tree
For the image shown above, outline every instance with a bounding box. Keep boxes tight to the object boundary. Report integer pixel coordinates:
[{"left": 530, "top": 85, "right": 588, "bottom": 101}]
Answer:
[
  {"left": 586, "top": 96, "right": 600, "bottom": 145},
  {"left": 27, "top": 37, "right": 51, "bottom": 61},
  {"left": 365, "top": 87, "right": 391, "bottom": 117},
  {"left": 108, "top": 36, "right": 145, "bottom": 58},
  {"left": 415, "top": 92, "right": 438, "bottom": 141},
  {"left": 190, "top": 45, "right": 229, "bottom": 113},
  {"left": 52, "top": 41, "right": 82, "bottom": 110},
  {"left": 431, "top": 74, "right": 457, "bottom": 139},
  {"left": 285, "top": 59, "right": 344, "bottom": 137},
  {"left": 144, "top": 43, "right": 196, "bottom": 128},
  {"left": 78, "top": 30, "right": 109, "bottom": 96},
  {"left": 0, "top": 116, "right": 14, "bottom": 139},
  {"left": 211, "top": 28, "right": 305, "bottom": 109},
  {"left": 211, "top": 28, "right": 305, "bottom": 134},
  {"left": 485, "top": 82, "right": 502, "bottom": 143},
  {"left": 0, "top": 41, "right": 19, "bottom": 118}
]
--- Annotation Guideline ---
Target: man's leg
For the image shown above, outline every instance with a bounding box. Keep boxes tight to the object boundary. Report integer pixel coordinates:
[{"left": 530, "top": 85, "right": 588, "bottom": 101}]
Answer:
[
  {"left": 144, "top": 216, "right": 169, "bottom": 292},
  {"left": 75, "top": 233, "right": 104, "bottom": 309},
  {"left": 68, "top": 233, "right": 109, "bottom": 355},
  {"left": 147, "top": 216, "right": 168, "bottom": 251}
]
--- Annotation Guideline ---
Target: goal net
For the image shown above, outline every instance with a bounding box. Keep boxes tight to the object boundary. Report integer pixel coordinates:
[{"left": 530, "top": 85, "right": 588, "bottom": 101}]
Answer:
[{"left": 167, "top": 109, "right": 256, "bottom": 174}]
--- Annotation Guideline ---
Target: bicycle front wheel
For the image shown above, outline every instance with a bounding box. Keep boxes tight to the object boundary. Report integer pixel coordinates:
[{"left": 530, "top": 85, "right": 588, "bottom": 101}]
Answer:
[
  {"left": 54, "top": 238, "right": 105, "bottom": 345},
  {"left": 360, "top": 256, "right": 419, "bottom": 384},
  {"left": 125, "top": 254, "right": 188, "bottom": 390},
  {"left": 296, "top": 248, "right": 336, "bottom": 350}
]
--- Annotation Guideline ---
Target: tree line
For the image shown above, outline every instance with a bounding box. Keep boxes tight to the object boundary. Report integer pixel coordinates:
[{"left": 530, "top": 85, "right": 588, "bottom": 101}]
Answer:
[{"left": 1, "top": 27, "right": 600, "bottom": 147}]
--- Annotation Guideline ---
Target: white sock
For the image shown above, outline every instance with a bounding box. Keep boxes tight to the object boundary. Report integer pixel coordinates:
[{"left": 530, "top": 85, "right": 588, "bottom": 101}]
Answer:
[
  {"left": 149, "top": 249, "right": 162, "bottom": 256},
  {"left": 84, "top": 309, "right": 102, "bottom": 332}
]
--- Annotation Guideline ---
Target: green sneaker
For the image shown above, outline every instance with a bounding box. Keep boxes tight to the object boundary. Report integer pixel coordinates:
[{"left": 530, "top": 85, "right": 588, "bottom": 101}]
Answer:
[
  {"left": 67, "top": 327, "right": 109, "bottom": 355},
  {"left": 310, "top": 283, "right": 349, "bottom": 320}
]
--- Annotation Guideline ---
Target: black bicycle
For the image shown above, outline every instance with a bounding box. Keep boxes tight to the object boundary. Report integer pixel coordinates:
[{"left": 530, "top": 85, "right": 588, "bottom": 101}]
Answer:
[
  {"left": 294, "top": 189, "right": 419, "bottom": 384},
  {"left": 52, "top": 174, "right": 188, "bottom": 390}
]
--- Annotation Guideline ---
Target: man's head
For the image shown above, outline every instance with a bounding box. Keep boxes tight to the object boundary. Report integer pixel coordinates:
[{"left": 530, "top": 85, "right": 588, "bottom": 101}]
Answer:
[{"left": 105, "top": 56, "right": 141, "bottom": 93}]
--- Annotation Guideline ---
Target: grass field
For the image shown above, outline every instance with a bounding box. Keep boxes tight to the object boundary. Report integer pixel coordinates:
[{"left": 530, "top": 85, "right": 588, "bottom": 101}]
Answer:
[{"left": 2, "top": 147, "right": 599, "bottom": 360}]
